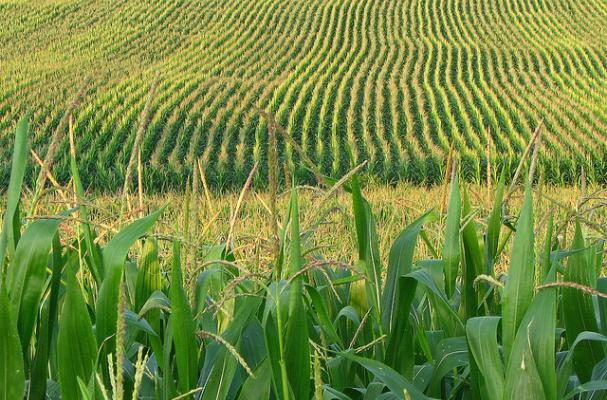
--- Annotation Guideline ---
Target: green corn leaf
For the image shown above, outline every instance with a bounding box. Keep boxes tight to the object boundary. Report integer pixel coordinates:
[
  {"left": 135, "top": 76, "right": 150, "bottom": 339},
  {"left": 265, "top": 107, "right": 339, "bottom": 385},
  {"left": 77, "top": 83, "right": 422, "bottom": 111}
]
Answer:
[
  {"left": 58, "top": 261, "right": 98, "bottom": 400},
  {"left": 502, "top": 182, "right": 535, "bottom": 362},
  {"left": 169, "top": 241, "right": 199, "bottom": 394},
  {"left": 29, "top": 234, "right": 64, "bottom": 399},
  {"left": 563, "top": 380, "right": 607, "bottom": 400},
  {"left": 466, "top": 317, "right": 504, "bottom": 399},
  {"left": 384, "top": 276, "right": 417, "bottom": 379},
  {"left": 557, "top": 332, "right": 607, "bottom": 398},
  {"left": 0, "top": 113, "right": 29, "bottom": 269},
  {"left": 238, "top": 359, "right": 272, "bottom": 400},
  {"left": 381, "top": 210, "right": 434, "bottom": 332},
  {"left": 284, "top": 187, "right": 310, "bottom": 400},
  {"left": 503, "top": 336, "right": 546, "bottom": 400},
  {"left": 461, "top": 186, "right": 483, "bottom": 319},
  {"left": 485, "top": 170, "right": 504, "bottom": 272},
  {"left": 351, "top": 174, "right": 382, "bottom": 318},
  {"left": 339, "top": 352, "right": 431, "bottom": 400},
  {"left": 0, "top": 280, "right": 25, "bottom": 400},
  {"left": 6, "top": 216, "right": 62, "bottom": 355},
  {"left": 406, "top": 268, "right": 465, "bottom": 336},
  {"left": 69, "top": 134, "right": 103, "bottom": 283},
  {"left": 95, "top": 209, "right": 162, "bottom": 363},
  {"left": 427, "top": 337, "right": 469, "bottom": 397},
  {"left": 504, "top": 265, "right": 557, "bottom": 400},
  {"left": 306, "top": 284, "right": 343, "bottom": 348},
  {"left": 135, "top": 238, "right": 163, "bottom": 312},
  {"left": 200, "top": 296, "right": 262, "bottom": 400},
  {"left": 443, "top": 171, "right": 461, "bottom": 299},
  {"left": 562, "top": 220, "right": 604, "bottom": 383},
  {"left": 540, "top": 212, "right": 554, "bottom": 282}
]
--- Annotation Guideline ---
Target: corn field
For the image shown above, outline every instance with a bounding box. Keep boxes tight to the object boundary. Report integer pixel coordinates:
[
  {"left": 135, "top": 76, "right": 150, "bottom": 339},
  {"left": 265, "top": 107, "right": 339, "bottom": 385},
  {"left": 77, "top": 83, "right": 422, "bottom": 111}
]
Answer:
[
  {"left": 3, "top": 107, "right": 607, "bottom": 399},
  {"left": 2, "top": 0, "right": 607, "bottom": 189}
]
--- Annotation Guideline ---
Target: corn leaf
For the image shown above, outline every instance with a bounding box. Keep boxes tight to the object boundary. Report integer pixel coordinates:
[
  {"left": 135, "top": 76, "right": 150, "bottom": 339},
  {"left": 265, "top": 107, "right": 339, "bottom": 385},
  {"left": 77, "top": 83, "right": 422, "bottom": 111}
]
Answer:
[
  {"left": 0, "top": 113, "right": 29, "bottom": 268},
  {"left": 351, "top": 174, "right": 382, "bottom": 317},
  {"left": 0, "top": 280, "right": 25, "bottom": 400},
  {"left": 443, "top": 172, "right": 461, "bottom": 299},
  {"left": 381, "top": 210, "right": 434, "bottom": 332},
  {"left": 502, "top": 183, "right": 535, "bottom": 361},
  {"left": 466, "top": 317, "right": 504, "bottom": 399},
  {"left": 562, "top": 220, "right": 604, "bottom": 383},
  {"left": 96, "top": 209, "right": 162, "bottom": 362},
  {"left": 169, "top": 241, "right": 199, "bottom": 393},
  {"left": 6, "top": 217, "right": 62, "bottom": 355},
  {"left": 485, "top": 171, "right": 504, "bottom": 272},
  {"left": 339, "top": 352, "right": 431, "bottom": 399},
  {"left": 58, "top": 261, "right": 98, "bottom": 400},
  {"left": 284, "top": 187, "right": 310, "bottom": 400},
  {"left": 462, "top": 186, "right": 483, "bottom": 319}
]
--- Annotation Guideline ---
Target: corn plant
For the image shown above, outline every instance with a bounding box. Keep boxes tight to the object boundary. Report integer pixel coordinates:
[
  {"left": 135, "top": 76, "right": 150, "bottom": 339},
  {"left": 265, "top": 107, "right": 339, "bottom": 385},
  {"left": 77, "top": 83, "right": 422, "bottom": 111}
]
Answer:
[{"left": 2, "top": 115, "right": 607, "bottom": 399}]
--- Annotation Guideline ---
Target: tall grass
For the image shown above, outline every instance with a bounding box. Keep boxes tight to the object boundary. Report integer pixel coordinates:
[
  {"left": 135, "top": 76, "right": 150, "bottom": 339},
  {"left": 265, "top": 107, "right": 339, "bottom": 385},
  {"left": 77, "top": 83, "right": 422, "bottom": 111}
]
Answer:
[{"left": 2, "top": 115, "right": 607, "bottom": 399}]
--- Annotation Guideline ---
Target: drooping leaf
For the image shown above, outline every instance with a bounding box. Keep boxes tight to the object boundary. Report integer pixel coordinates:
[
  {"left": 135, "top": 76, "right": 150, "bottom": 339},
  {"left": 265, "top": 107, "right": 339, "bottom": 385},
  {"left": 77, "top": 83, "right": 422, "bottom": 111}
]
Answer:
[{"left": 339, "top": 352, "right": 431, "bottom": 400}]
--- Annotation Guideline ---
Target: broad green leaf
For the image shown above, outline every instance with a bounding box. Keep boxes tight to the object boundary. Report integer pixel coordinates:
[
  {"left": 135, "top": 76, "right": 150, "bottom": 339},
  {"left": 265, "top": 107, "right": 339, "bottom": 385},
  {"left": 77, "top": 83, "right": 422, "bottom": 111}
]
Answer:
[
  {"left": 135, "top": 238, "right": 163, "bottom": 312},
  {"left": 339, "top": 352, "right": 431, "bottom": 400},
  {"left": 442, "top": 172, "right": 461, "bottom": 299},
  {"left": 406, "top": 267, "right": 465, "bottom": 335},
  {"left": 0, "top": 281, "right": 25, "bottom": 400},
  {"left": 466, "top": 317, "right": 504, "bottom": 399},
  {"left": 0, "top": 113, "right": 29, "bottom": 268},
  {"left": 485, "top": 170, "right": 504, "bottom": 272},
  {"left": 462, "top": 186, "right": 483, "bottom": 318},
  {"left": 29, "top": 235, "right": 64, "bottom": 399},
  {"left": 6, "top": 217, "right": 62, "bottom": 354},
  {"left": 381, "top": 210, "right": 434, "bottom": 332},
  {"left": 200, "top": 296, "right": 262, "bottom": 400},
  {"left": 169, "top": 241, "right": 199, "bottom": 394},
  {"left": 284, "top": 187, "right": 310, "bottom": 400},
  {"left": 540, "top": 212, "right": 554, "bottom": 282},
  {"left": 384, "top": 276, "right": 417, "bottom": 379},
  {"left": 503, "top": 336, "right": 546, "bottom": 400},
  {"left": 427, "top": 337, "right": 469, "bottom": 397},
  {"left": 557, "top": 332, "right": 607, "bottom": 398},
  {"left": 306, "top": 284, "right": 343, "bottom": 348},
  {"left": 502, "top": 183, "right": 535, "bottom": 361},
  {"left": 562, "top": 220, "right": 604, "bottom": 383},
  {"left": 351, "top": 174, "right": 382, "bottom": 317},
  {"left": 238, "top": 359, "right": 272, "bottom": 400},
  {"left": 504, "top": 266, "right": 557, "bottom": 400},
  {"left": 95, "top": 209, "right": 162, "bottom": 363},
  {"left": 58, "top": 262, "right": 98, "bottom": 400}
]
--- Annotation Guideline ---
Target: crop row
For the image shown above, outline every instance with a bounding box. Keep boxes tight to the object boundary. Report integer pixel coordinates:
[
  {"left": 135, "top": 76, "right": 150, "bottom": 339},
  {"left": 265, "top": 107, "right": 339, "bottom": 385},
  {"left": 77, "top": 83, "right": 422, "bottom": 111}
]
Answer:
[{"left": 1, "top": 0, "right": 607, "bottom": 189}]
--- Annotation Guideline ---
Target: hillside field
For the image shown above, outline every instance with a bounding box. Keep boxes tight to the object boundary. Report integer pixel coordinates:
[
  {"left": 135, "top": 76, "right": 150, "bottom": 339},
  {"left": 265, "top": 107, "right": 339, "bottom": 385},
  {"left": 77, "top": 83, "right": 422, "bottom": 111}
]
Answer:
[{"left": 2, "top": 0, "right": 607, "bottom": 189}]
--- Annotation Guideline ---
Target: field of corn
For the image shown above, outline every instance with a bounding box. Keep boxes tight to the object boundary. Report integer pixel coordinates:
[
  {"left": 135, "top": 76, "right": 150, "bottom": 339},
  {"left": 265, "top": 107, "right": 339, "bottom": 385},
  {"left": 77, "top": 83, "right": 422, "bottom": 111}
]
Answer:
[
  {"left": 2, "top": 0, "right": 607, "bottom": 189},
  {"left": 4, "top": 93, "right": 607, "bottom": 400}
]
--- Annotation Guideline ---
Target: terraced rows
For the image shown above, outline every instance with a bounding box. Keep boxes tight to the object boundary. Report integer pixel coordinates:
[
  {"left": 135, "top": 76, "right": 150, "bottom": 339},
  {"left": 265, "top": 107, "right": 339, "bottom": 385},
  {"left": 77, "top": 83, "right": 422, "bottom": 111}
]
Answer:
[{"left": 1, "top": 0, "right": 607, "bottom": 189}]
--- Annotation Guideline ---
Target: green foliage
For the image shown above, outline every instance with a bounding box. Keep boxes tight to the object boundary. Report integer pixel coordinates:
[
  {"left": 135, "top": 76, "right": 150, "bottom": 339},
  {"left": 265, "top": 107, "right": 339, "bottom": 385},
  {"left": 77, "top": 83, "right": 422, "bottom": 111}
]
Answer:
[{"left": 2, "top": 117, "right": 607, "bottom": 399}]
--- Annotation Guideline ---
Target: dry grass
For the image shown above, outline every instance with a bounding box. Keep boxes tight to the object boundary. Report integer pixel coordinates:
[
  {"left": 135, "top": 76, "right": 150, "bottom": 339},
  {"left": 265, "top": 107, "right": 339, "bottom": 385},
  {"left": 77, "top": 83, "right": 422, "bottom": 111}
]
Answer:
[{"left": 16, "top": 183, "right": 605, "bottom": 276}]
